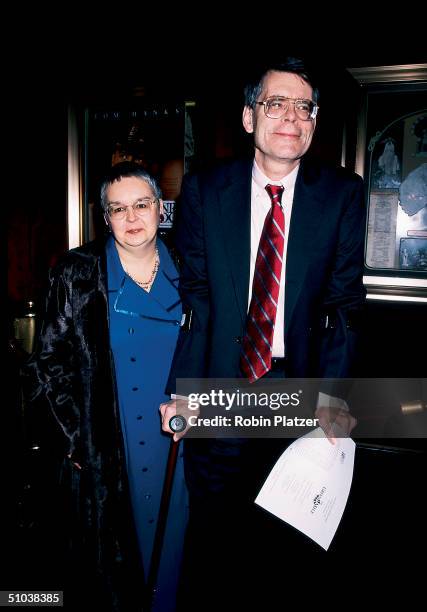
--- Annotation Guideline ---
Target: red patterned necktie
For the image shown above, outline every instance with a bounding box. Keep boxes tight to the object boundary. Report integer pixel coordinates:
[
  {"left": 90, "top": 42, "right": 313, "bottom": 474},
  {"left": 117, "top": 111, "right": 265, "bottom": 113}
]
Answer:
[{"left": 240, "top": 184, "right": 285, "bottom": 382}]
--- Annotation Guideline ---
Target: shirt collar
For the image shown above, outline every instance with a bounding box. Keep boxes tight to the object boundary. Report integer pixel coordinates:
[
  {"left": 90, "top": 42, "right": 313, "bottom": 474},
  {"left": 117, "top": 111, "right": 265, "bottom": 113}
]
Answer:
[{"left": 252, "top": 160, "right": 300, "bottom": 195}]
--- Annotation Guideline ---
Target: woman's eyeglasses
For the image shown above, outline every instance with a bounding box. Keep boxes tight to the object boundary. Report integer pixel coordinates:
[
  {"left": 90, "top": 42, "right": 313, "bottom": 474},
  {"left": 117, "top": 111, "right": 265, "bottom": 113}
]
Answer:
[{"left": 107, "top": 198, "right": 158, "bottom": 221}]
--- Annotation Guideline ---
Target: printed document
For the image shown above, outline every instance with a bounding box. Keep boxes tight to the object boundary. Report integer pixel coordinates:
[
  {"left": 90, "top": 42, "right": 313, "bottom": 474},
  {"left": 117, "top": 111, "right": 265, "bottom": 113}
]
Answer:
[{"left": 255, "top": 427, "right": 355, "bottom": 550}]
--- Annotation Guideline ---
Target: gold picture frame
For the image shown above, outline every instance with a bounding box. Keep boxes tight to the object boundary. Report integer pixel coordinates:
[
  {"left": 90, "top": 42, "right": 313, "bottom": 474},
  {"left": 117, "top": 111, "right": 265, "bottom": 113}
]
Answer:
[{"left": 347, "top": 64, "right": 427, "bottom": 302}]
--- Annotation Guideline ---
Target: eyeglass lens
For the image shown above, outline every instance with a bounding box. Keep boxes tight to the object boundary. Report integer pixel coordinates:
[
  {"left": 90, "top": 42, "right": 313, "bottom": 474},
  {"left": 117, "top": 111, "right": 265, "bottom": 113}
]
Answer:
[
  {"left": 108, "top": 199, "right": 156, "bottom": 219},
  {"left": 264, "top": 98, "right": 315, "bottom": 120}
]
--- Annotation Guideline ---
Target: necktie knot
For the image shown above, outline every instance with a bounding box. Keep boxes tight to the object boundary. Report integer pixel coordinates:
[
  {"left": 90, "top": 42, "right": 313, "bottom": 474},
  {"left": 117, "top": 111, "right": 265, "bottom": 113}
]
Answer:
[{"left": 265, "top": 184, "right": 284, "bottom": 206}]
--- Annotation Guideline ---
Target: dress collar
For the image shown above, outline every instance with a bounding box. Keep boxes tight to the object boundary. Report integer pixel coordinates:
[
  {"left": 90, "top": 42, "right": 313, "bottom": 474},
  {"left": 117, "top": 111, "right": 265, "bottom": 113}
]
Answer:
[{"left": 106, "top": 235, "right": 181, "bottom": 319}]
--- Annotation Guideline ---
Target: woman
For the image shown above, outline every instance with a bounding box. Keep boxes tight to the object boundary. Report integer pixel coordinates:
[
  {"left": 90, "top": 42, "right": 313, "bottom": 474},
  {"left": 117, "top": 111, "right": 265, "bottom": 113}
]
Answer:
[{"left": 24, "top": 162, "right": 187, "bottom": 611}]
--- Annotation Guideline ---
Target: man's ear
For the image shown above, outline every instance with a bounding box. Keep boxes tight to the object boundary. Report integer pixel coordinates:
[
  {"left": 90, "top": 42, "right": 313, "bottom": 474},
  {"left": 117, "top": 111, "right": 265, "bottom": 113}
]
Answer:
[{"left": 242, "top": 106, "right": 254, "bottom": 134}]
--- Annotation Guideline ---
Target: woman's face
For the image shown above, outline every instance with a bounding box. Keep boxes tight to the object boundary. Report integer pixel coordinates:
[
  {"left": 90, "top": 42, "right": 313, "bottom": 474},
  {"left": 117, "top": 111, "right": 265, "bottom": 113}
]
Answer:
[{"left": 105, "top": 176, "right": 163, "bottom": 250}]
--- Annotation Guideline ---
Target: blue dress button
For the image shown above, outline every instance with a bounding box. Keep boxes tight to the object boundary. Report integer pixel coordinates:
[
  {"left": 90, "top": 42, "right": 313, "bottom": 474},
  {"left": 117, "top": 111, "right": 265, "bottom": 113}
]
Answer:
[
  {"left": 148, "top": 519, "right": 155, "bottom": 524},
  {"left": 145, "top": 494, "right": 151, "bottom": 500},
  {"left": 137, "top": 415, "right": 142, "bottom": 420},
  {"left": 128, "top": 327, "right": 134, "bottom": 334},
  {"left": 130, "top": 357, "right": 136, "bottom": 362},
  {"left": 132, "top": 387, "right": 139, "bottom": 391},
  {"left": 139, "top": 440, "right": 145, "bottom": 445},
  {"left": 142, "top": 467, "right": 148, "bottom": 472}
]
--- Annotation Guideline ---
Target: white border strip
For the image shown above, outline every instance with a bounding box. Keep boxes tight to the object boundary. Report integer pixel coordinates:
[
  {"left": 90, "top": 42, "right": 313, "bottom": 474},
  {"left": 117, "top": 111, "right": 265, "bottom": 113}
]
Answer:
[
  {"left": 67, "top": 107, "right": 82, "bottom": 249},
  {"left": 367, "top": 293, "right": 427, "bottom": 303},
  {"left": 364, "top": 276, "right": 427, "bottom": 288}
]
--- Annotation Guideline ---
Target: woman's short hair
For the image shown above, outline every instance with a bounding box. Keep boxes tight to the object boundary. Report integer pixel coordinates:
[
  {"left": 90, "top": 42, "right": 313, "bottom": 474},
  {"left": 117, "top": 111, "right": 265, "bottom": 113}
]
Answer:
[{"left": 100, "top": 161, "right": 162, "bottom": 211}]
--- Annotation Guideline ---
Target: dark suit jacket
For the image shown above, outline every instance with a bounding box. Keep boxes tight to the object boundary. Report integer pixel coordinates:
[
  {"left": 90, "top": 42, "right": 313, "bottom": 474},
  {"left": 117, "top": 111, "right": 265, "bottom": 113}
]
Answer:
[
  {"left": 167, "top": 158, "right": 366, "bottom": 581},
  {"left": 167, "top": 157, "right": 366, "bottom": 393}
]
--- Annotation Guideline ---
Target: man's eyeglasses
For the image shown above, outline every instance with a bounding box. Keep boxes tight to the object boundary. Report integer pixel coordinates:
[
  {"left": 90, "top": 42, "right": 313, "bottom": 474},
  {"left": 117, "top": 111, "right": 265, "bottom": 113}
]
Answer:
[
  {"left": 256, "top": 96, "right": 319, "bottom": 121},
  {"left": 107, "top": 197, "right": 158, "bottom": 221}
]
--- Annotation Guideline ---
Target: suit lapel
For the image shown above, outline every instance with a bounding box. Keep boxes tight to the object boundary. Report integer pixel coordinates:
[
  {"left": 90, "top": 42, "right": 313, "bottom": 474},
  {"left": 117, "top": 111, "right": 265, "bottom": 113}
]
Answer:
[
  {"left": 216, "top": 159, "right": 328, "bottom": 334},
  {"left": 285, "top": 161, "right": 327, "bottom": 337},
  {"left": 218, "top": 161, "right": 252, "bottom": 325}
]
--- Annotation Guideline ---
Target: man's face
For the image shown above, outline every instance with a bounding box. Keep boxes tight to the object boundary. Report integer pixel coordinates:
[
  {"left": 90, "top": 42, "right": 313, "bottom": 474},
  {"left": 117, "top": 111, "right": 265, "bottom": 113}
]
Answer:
[{"left": 242, "top": 71, "right": 317, "bottom": 170}]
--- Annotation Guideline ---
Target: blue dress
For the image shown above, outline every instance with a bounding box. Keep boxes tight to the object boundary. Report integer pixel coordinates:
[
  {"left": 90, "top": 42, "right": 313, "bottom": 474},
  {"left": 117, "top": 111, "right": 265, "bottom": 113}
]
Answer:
[{"left": 107, "top": 236, "right": 188, "bottom": 612}]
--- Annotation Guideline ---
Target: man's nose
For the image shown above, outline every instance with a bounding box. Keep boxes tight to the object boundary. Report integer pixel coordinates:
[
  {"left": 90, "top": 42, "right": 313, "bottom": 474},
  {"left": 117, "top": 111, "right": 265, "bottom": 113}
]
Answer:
[{"left": 280, "top": 102, "right": 297, "bottom": 121}]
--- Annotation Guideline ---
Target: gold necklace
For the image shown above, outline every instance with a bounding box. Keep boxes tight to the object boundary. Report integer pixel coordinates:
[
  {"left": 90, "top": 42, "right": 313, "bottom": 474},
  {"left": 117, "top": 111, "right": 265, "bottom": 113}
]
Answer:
[{"left": 125, "top": 248, "right": 159, "bottom": 291}]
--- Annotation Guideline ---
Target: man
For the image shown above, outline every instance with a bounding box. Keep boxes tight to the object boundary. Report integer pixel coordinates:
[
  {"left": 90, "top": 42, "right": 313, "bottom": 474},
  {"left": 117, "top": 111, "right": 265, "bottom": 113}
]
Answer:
[{"left": 161, "top": 58, "right": 365, "bottom": 602}]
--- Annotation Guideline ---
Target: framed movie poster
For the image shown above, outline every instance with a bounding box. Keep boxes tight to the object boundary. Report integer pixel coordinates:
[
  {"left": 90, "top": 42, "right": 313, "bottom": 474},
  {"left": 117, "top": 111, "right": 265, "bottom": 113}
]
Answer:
[
  {"left": 67, "top": 96, "right": 197, "bottom": 249},
  {"left": 348, "top": 64, "right": 427, "bottom": 301},
  {"left": 86, "top": 100, "right": 186, "bottom": 243}
]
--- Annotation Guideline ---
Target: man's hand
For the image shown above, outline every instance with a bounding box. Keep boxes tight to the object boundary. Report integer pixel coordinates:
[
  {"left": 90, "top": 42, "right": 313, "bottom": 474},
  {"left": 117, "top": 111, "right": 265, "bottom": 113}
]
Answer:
[
  {"left": 159, "top": 397, "right": 197, "bottom": 442},
  {"left": 315, "top": 405, "right": 357, "bottom": 445}
]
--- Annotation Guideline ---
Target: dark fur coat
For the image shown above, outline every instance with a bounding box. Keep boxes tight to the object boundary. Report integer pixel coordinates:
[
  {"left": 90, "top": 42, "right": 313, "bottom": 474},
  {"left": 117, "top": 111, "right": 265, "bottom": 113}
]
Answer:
[{"left": 22, "top": 239, "right": 144, "bottom": 611}]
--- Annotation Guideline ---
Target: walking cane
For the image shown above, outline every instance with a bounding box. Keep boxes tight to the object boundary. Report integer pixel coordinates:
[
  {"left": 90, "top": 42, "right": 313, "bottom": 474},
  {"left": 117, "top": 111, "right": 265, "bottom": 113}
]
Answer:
[{"left": 146, "top": 437, "right": 180, "bottom": 610}]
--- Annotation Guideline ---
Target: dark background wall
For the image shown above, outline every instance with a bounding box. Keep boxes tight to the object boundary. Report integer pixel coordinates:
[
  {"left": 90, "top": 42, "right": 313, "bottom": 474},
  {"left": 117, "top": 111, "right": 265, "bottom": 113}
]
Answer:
[
  {"left": 9, "top": 36, "right": 426, "bottom": 375},
  {"left": 4, "top": 25, "right": 427, "bottom": 598}
]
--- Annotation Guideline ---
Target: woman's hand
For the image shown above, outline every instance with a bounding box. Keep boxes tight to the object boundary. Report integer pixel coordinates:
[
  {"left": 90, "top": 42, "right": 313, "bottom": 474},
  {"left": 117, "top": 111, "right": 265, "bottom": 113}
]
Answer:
[{"left": 159, "top": 397, "right": 197, "bottom": 442}]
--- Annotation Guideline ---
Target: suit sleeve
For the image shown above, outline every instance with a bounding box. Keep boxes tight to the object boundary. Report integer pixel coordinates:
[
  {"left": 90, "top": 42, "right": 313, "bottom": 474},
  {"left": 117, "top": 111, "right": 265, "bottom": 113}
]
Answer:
[
  {"left": 317, "top": 174, "right": 366, "bottom": 379},
  {"left": 166, "top": 174, "right": 210, "bottom": 394},
  {"left": 22, "top": 264, "right": 81, "bottom": 461}
]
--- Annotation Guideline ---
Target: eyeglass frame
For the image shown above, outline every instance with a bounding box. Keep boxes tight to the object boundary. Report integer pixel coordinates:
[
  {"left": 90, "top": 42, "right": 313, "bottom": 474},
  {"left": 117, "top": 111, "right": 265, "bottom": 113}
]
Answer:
[
  {"left": 256, "top": 96, "right": 319, "bottom": 121},
  {"left": 106, "top": 197, "right": 160, "bottom": 220}
]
